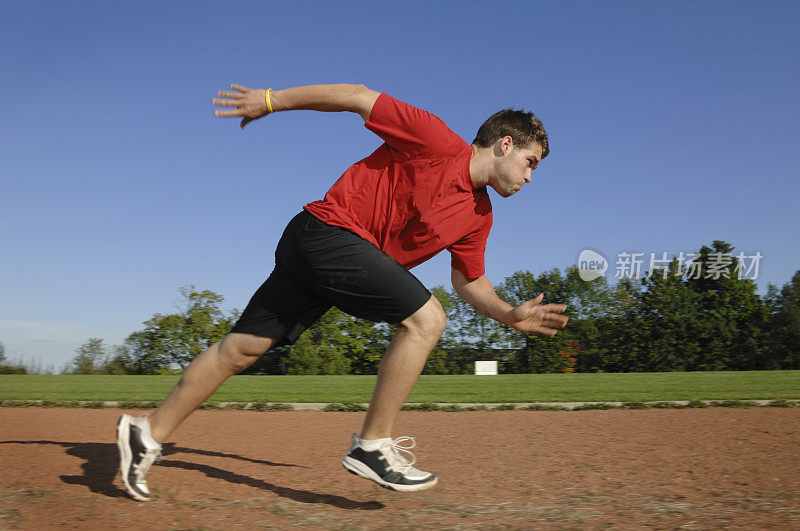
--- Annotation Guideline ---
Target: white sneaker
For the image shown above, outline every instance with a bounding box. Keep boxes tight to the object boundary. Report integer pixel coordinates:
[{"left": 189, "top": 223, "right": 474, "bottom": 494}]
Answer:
[
  {"left": 341, "top": 433, "right": 437, "bottom": 492},
  {"left": 116, "top": 414, "right": 162, "bottom": 501}
]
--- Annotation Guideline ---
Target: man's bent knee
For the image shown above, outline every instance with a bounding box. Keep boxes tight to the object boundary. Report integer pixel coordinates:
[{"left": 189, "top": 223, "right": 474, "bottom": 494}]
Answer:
[
  {"left": 400, "top": 295, "right": 447, "bottom": 340},
  {"left": 219, "top": 333, "right": 277, "bottom": 373},
  {"left": 222, "top": 333, "right": 276, "bottom": 355}
]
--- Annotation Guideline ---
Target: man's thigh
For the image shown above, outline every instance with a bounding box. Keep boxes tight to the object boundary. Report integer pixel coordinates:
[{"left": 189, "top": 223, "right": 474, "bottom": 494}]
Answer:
[
  {"left": 229, "top": 261, "right": 332, "bottom": 345},
  {"left": 281, "top": 212, "right": 432, "bottom": 324}
]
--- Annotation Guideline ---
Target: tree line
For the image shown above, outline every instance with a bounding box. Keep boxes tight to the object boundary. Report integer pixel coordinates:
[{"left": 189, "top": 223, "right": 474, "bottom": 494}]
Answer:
[{"left": 21, "top": 240, "right": 800, "bottom": 375}]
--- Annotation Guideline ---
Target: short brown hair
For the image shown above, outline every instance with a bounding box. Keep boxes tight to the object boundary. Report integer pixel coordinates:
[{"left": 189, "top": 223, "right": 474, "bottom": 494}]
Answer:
[{"left": 472, "top": 109, "right": 549, "bottom": 159}]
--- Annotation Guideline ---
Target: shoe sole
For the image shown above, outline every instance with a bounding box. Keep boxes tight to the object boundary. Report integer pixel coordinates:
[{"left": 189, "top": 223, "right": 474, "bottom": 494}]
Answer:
[
  {"left": 341, "top": 456, "right": 438, "bottom": 492},
  {"left": 116, "top": 415, "right": 150, "bottom": 502}
]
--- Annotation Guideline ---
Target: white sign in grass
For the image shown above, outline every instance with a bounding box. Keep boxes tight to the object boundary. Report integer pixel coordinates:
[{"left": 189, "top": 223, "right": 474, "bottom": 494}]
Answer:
[{"left": 474, "top": 360, "right": 498, "bottom": 375}]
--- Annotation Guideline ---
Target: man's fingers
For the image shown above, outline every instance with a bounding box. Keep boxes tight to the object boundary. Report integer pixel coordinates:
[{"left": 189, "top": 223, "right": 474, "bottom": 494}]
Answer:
[
  {"left": 214, "top": 109, "right": 243, "bottom": 117},
  {"left": 543, "top": 312, "right": 569, "bottom": 325},
  {"left": 230, "top": 83, "right": 249, "bottom": 92},
  {"left": 533, "top": 327, "right": 558, "bottom": 337},
  {"left": 517, "top": 295, "right": 543, "bottom": 314},
  {"left": 217, "top": 91, "right": 241, "bottom": 98},
  {"left": 524, "top": 303, "right": 566, "bottom": 319},
  {"left": 212, "top": 98, "right": 240, "bottom": 107},
  {"left": 543, "top": 315, "right": 569, "bottom": 328}
]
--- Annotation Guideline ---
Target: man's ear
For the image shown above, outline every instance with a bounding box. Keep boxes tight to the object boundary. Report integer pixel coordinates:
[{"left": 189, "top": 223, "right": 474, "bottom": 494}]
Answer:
[{"left": 494, "top": 135, "right": 514, "bottom": 156}]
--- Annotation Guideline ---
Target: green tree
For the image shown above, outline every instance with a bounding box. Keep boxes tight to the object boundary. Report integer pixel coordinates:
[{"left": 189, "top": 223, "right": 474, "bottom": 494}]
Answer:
[
  {"left": 347, "top": 319, "right": 391, "bottom": 375},
  {"left": 432, "top": 284, "right": 511, "bottom": 374},
  {"left": 560, "top": 266, "right": 613, "bottom": 373},
  {"left": 592, "top": 277, "right": 644, "bottom": 372},
  {"left": 498, "top": 269, "right": 572, "bottom": 373},
  {"left": 125, "top": 286, "right": 240, "bottom": 373},
  {"left": 587, "top": 242, "right": 771, "bottom": 373},
  {"left": 765, "top": 271, "right": 800, "bottom": 369},
  {"left": 684, "top": 241, "right": 768, "bottom": 370},
  {"left": 242, "top": 309, "right": 389, "bottom": 375},
  {"left": 285, "top": 308, "right": 354, "bottom": 375},
  {"left": 0, "top": 341, "right": 26, "bottom": 374},
  {"left": 70, "top": 338, "right": 106, "bottom": 374},
  {"left": 432, "top": 285, "right": 472, "bottom": 374},
  {"left": 635, "top": 259, "right": 702, "bottom": 371},
  {"left": 119, "top": 330, "right": 174, "bottom": 374},
  {"left": 284, "top": 333, "right": 322, "bottom": 374},
  {"left": 98, "top": 344, "right": 135, "bottom": 374}
]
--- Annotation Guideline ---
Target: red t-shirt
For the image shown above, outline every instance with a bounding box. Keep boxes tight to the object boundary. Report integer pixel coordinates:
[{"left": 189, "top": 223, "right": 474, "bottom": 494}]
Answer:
[{"left": 304, "top": 93, "right": 492, "bottom": 279}]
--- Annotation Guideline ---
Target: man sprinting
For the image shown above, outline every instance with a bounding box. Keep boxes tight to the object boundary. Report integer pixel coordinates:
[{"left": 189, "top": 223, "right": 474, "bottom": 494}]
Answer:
[{"left": 116, "top": 83, "right": 568, "bottom": 500}]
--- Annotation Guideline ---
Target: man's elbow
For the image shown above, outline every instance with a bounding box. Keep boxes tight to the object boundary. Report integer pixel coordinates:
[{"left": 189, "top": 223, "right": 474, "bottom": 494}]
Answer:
[
  {"left": 451, "top": 269, "right": 483, "bottom": 292},
  {"left": 352, "top": 84, "right": 380, "bottom": 121}
]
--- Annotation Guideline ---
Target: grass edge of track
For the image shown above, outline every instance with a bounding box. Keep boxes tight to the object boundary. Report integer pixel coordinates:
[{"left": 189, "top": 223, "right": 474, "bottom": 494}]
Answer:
[{"left": 2, "top": 398, "right": 799, "bottom": 412}]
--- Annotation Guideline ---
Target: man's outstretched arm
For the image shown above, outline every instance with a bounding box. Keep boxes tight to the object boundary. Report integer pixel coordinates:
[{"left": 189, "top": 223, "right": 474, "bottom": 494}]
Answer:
[
  {"left": 213, "top": 83, "right": 381, "bottom": 128},
  {"left": 451, "top": 268, "right": 569, "bottom": 337}
]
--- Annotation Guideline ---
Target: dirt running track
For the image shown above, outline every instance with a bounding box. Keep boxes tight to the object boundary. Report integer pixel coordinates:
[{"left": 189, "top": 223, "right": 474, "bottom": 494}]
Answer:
[{"left": 1, "top": 408, "right": 799, "bottom": 530}]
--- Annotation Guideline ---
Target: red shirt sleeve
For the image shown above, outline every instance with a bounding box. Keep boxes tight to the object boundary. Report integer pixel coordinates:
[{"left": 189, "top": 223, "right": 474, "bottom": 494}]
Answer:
[
  {"left": 365, "top": 93, "right": 467, "bottom": 159},
  {"left": 448, "top": 210, "right": 493, "bottom": 279}
]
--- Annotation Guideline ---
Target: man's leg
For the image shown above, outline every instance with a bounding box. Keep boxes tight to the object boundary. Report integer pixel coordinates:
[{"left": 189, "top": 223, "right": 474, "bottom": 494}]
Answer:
[
  {"left": 117, "top": 332, "right": 275, "bottom": 501},
  {"left": 360, "top": 295, "right": 446, "bottom": 440},
  {"left": 148, "top": 332, "right": 276, "bottom": 443},
  {"left": 341, "top": 295, "right": 445, "bottom": 491}
]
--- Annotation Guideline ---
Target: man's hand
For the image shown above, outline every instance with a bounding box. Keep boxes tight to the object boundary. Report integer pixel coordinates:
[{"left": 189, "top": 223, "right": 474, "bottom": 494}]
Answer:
[
  {"left": 505, "top": 293, "right": 568, "bottom": 336},
  {"left": 451, "top": 269, "right": 569, "bottom": 337},
  {"left": 213, "top": 84, "right": 269, "bottom": 129}
]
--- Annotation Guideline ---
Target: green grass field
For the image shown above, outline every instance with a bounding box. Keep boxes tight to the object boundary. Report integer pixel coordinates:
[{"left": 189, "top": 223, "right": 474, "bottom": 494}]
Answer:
[{"left": 1, "top": 370, "right": 798, "bottom": 403}]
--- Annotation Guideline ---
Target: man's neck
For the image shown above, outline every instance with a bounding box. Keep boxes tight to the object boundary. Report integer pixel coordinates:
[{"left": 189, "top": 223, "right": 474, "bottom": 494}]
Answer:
[{"left": 469, "top": 145, "right": 492, "bottom": 188}]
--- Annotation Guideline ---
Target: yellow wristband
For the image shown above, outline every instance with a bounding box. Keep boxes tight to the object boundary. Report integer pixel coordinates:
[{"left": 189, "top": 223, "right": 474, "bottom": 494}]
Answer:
[{"left": 265, "top": 88, "right": 274, "bottom": 114}]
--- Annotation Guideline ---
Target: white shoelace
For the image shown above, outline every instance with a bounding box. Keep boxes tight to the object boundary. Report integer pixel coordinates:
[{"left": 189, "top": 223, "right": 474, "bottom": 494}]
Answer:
[
  {"left": 134, "top": 447, "right": 162, "bottom": 483},
  {"left": 380, "top": 436, "right": 417, "bottom": 473}
]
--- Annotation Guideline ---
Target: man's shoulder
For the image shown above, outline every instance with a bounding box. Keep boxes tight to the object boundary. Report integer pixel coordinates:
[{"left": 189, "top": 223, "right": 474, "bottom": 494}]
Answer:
[{"left": 366, "top": 94, "right": 468, "bottom": 159}]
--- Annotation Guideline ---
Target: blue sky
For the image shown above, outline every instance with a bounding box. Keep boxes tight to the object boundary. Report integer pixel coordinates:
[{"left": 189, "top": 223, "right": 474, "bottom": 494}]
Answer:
[{"left": 1, "top": 1, "right": 799, "bottom": 371}]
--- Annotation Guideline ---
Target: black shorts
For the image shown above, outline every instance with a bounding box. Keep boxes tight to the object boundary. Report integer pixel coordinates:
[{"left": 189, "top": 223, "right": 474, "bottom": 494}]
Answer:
[{"left": 230, "top": 211, "right": 431, "bottom": 345}]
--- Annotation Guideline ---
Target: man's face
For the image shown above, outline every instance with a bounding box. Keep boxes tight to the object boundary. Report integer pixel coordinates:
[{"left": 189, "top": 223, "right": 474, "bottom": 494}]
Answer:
[{"left": 488, "top": 139, "right": 543, "bottom": 198}]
